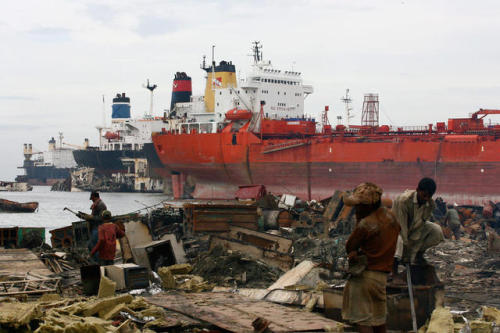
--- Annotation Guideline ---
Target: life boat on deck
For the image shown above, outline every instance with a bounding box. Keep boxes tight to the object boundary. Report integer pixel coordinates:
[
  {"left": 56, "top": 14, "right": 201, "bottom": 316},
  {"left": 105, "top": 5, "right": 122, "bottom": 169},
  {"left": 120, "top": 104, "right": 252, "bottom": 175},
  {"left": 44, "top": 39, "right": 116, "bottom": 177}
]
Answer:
[
  {"left": 225, "top": 108, "right": 253, "bottom": 121},
  {"left": 104, "top": 131, "right": 120, "bottom": 140}
]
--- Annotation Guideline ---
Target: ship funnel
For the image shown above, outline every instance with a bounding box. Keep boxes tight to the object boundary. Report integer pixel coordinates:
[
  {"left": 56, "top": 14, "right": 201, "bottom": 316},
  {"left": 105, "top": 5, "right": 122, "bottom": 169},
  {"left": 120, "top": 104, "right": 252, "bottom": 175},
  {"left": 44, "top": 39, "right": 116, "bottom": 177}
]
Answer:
[
  {"left": 170, "top": 72, "right": 192, "bottom": 111},
  {"left": 203, "top": 60, "right": 237, "bottom": 113},
  {"left": 49, "top": 137, "right": 56, "bottom": 151},
  {"left": 112, "top": 93, "right": 131, "bottom": 119}
]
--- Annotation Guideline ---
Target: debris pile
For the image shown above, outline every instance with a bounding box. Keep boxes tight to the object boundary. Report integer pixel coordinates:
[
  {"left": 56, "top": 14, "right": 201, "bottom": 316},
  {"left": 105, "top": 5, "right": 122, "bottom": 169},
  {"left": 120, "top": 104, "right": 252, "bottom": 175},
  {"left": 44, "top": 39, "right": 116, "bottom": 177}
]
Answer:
[
  {"left": 426, "top": 239, "right": 500, "bottom": 309},
  {"left": 191, "top": 245, "right": 281, "bottom": 288}
]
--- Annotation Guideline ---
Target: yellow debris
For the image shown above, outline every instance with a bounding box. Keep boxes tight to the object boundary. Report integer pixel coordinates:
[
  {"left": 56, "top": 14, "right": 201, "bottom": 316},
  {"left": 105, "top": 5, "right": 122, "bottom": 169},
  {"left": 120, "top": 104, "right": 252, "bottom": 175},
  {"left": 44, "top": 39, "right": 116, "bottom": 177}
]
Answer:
[
  {"left": 481, "top": 306, "right": 500, "bottom": 324},
  {"left": 469, "top": 320, "right": 493, "bottom": 333},
  {"left": 0, "top": 301, "right": 41, "bottom": 328},
  {"left": 97, "top": 276, "right": 116, "bottom": 299},
  {"left": 81, "top": 294, "right": 133, "bottom": 316},
  {"left": 165, "top": 263, "right": 192, "bottom": 275},
  {"left": 426, "top": 307, "right": 454, "bottom": 333},
  {"left": 39, "top": 294, "right": 62, "bottom": 302},
  {"left": 157, "top": 267, "right": 176, "bottom": 289}
]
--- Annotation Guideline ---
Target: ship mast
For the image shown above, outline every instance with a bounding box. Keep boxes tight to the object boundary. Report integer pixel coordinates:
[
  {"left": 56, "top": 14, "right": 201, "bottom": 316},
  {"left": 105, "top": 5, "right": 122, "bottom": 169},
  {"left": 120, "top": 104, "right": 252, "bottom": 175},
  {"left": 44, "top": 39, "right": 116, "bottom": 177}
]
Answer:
[
  {"left": 143, "top": 79, "right": 158, "bottom": 117},
  {"left": 340, "top": 89, "right": 354, "bottom": 128},
  {"left": 58, "top": 132, "right": 63, "bottom": 149}
]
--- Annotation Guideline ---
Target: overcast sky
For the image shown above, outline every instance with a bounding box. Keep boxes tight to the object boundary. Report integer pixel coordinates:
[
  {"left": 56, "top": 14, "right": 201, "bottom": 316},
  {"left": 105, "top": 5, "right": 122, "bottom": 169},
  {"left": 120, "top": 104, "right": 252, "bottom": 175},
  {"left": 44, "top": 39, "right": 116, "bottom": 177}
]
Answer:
[{"left": 1, "top": 0, "right": 499, "bottom": 181}]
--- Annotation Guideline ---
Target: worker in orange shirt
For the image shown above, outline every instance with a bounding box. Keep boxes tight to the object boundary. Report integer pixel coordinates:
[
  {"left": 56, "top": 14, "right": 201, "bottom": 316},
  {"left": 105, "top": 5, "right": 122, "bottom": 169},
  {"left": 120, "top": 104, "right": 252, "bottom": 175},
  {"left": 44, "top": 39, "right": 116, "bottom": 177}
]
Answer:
[{"left": 90, "top": 210, "right": 125, "bottom": 266}]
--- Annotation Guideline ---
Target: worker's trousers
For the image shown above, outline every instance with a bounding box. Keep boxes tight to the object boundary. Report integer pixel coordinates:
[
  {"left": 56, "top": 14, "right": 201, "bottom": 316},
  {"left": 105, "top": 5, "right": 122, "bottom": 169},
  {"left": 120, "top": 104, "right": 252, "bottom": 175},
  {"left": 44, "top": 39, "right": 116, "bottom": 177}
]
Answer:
[{"left": 395, "top": 221, "right": 444, "bottom": 263}]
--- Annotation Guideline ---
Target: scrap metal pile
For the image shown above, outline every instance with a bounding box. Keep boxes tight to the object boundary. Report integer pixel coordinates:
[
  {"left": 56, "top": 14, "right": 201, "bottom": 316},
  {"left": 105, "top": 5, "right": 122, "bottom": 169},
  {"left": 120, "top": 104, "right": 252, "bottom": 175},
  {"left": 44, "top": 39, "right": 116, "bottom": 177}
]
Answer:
[{"left": 0, "top": 187, "right": 499, "bottom": 332}]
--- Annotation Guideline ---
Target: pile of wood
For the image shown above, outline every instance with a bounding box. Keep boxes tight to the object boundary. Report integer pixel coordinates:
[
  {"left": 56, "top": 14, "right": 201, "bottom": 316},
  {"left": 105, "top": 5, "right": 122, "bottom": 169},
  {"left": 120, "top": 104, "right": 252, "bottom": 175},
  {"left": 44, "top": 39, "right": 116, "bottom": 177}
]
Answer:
[{"left": 40, "top": 252, "right": 75, "bottom": 274}]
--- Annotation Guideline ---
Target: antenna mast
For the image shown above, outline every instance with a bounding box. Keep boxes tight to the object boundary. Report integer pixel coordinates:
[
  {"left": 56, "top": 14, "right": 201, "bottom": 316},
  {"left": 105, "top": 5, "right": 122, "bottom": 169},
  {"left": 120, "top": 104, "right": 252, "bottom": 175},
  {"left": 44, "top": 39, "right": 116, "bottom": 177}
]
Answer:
[
  {"left": 341, "top": 89, "right": 354, "bottom": 128},
  {"left": 252, "top": 41, "right": 262, "bottom": 64},
  {"left": 102, "top": 95, "right": 106, "bottom": 127},
  {"left": 211, "top": 45, "right": 216, "bottom": 91},
  {"left": 143, "top": 79, "right": 158, "bottom": 116}
]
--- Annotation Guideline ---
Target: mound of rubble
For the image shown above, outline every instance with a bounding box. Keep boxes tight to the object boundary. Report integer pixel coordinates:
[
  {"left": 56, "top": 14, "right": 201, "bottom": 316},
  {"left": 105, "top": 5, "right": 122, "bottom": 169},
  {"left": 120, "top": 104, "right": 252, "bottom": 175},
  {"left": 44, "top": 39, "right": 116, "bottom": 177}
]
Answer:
[{"left": 191, "top": 245, "right": 281, "bottom": 288}]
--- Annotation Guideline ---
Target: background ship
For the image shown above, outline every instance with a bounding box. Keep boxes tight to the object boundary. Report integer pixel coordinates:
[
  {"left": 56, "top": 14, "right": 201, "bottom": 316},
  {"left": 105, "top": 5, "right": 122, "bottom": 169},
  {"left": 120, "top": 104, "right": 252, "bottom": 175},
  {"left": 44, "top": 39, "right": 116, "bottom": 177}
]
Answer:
[
  {"left": 16, "top": 134, "right": 77, "bottom": 186},
  {"left": 151, "top": 42, "right": 500, "bottom": 205},
  {"left": 72, "top": 76, "right": 192, "bottom": 192}
]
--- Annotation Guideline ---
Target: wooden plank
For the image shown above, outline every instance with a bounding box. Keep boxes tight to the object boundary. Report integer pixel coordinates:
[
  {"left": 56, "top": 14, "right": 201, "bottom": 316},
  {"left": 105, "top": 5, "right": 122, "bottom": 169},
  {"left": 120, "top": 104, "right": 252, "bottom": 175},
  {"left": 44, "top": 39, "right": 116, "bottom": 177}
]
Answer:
[
  {"left": 0, "top": 249, "right": 52, "bottom": 278},
  {"left": 267, "top": 260, "right": 316, "bottom": 290},
  {"left": 146, "top": 292, "right": 343, "bottom": 332}
]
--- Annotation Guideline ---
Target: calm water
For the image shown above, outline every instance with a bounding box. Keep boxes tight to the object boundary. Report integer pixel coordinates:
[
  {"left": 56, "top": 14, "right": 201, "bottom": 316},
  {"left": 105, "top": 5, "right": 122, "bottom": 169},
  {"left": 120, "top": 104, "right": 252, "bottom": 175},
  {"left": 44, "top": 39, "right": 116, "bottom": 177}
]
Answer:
[{"left": 0, "top": 186, "right": 170, "bottom": 244}]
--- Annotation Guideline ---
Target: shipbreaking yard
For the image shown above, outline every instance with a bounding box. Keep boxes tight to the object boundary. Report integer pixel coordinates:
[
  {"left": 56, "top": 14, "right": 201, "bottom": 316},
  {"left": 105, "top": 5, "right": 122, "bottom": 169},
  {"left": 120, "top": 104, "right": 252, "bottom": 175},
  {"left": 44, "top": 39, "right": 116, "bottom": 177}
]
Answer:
[{"left": 0, "top": 188, "right": 498, "bottom": 333}]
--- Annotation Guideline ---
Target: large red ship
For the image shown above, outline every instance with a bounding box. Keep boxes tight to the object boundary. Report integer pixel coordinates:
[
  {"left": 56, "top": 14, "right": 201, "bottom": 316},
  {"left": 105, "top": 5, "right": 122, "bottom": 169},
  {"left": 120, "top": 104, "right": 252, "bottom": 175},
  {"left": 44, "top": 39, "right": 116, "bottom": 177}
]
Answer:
[{"left": 153, "top": 43, "right": 500, "bottom": 205}]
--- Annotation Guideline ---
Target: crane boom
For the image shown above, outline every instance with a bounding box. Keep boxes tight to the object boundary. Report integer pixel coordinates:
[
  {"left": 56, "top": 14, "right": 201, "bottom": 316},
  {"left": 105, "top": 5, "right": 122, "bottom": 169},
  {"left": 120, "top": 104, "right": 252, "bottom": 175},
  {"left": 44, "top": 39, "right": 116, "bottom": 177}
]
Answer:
[{"left": 472, "top": 109, "right": 500, "bottom": 119}]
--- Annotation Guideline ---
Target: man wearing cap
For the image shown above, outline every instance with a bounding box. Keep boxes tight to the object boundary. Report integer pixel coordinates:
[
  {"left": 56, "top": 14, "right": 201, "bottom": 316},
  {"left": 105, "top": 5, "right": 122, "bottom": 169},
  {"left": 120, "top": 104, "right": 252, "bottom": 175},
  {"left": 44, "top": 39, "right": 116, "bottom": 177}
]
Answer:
[
  {"left": 90, "top": 210, "right": 125, "bottom": 266},
  {"left": 77, "top": 191, "right": 108, "bottom": 258},
  {"left": 392, "top": 177, "right": 444, "bottom": 267},
  {"left": 342, "top": 182, "right": 401, "bottom": 333}
]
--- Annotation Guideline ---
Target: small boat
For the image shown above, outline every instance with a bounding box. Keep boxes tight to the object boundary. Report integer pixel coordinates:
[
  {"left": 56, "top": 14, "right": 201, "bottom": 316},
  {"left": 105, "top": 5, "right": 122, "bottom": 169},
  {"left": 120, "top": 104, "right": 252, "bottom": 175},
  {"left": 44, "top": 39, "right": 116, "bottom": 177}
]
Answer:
[{"left": 0, "top": 199, "right": 39, "bottom": 213}]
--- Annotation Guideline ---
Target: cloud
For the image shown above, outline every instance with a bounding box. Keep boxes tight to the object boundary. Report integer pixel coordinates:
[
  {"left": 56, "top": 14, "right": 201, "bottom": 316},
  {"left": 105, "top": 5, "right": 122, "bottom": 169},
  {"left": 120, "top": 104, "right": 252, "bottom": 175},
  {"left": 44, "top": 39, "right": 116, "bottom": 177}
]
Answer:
[
  {"left": 27, "top": 27, "right": 71, "bottom": 42},
  {"left": 85, "top": 4, "right": 115, "bottom": 24},
  {"left": 136, "top": 15, "right": 178, "bottom": 37}
]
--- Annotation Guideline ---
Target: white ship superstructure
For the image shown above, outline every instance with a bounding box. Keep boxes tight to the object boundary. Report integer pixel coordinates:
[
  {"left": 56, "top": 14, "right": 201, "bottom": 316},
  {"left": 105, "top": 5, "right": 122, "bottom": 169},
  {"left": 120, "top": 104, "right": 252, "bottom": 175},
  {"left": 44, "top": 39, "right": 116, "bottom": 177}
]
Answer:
[{"left": 166, "top": 42, "right": 314, "bottom": 133}]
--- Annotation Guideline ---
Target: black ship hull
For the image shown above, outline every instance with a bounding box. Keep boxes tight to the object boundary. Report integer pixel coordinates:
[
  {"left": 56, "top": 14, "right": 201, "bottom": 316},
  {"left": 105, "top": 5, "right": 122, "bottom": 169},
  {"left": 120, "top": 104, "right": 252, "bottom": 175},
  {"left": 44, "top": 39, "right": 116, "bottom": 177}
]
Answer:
[
  {"left": 73, "top": 149, "right": 146, "bottom": 174},
  {"left": 16, "top": 162, "right": 72, "bottom": 186}
]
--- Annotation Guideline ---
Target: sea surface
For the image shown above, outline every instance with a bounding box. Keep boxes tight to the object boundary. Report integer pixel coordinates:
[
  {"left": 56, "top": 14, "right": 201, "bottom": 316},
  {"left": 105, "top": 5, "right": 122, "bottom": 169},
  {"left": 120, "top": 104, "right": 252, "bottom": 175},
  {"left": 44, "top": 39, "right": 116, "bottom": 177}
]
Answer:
[{"left": 0, "top": 186, "right": 170, "bottom": 244}]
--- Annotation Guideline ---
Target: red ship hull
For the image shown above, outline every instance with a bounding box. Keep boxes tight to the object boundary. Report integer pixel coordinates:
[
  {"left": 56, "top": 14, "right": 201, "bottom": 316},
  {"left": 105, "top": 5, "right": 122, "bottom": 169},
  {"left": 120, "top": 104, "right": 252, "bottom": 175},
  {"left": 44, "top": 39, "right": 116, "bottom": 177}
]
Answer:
[{"left": 152, "top": 129, "right": 500, "bottom": 205}]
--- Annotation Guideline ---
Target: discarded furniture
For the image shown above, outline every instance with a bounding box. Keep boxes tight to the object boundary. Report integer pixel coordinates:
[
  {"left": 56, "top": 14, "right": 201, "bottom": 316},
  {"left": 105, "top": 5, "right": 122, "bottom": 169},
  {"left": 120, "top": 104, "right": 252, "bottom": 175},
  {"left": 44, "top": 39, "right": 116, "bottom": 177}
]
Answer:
[
  {"left": 132, "top": 234, "right": 186, "bottom": 271},
  {"left": 0, "top": 199, "right": 38, "bottom": 212},
  {"left": 104, "top": 264, "right": 149, "bottom": 290}
]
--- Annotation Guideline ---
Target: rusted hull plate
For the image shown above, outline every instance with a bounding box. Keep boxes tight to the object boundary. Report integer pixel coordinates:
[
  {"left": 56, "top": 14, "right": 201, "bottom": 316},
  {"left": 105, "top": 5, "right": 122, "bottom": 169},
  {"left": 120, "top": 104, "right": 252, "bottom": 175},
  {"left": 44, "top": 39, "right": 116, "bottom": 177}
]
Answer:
[
  {"left": 209, "top": 235, "right": 293, "bottom": 271},
  {"left": 146, "top": 292, "right": 343, "bottom": 332}
]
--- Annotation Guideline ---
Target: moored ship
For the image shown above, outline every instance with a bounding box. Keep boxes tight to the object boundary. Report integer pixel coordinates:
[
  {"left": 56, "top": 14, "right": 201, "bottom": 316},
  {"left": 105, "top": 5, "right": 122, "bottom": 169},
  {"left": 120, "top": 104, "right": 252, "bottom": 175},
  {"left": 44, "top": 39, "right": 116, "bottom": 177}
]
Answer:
[
  {"left": 16, "top": 135, "right": 76, "bottom": 186},
  {"left": 151, "top": 42, "right": 500, "bottom": 205}
]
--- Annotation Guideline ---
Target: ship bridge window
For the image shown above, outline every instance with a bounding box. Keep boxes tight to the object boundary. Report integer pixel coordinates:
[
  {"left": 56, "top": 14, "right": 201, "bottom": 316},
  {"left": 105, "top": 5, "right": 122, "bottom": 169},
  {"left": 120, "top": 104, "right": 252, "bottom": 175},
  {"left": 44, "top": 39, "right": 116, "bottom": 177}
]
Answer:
[
  {"left": 114, "top": 144, "right": 120, "bottom": 150},
  {"left": 123, "top": 144, "right": 132, "bottom": 150}
]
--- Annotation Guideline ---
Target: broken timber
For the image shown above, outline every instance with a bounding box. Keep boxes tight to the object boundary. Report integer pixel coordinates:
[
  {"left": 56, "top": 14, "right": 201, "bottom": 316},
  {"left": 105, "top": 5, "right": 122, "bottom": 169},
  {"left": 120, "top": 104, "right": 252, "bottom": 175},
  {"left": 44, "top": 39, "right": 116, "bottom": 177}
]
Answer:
[{"left": 0, "top": 277, "right": 61, "bottom": 296}]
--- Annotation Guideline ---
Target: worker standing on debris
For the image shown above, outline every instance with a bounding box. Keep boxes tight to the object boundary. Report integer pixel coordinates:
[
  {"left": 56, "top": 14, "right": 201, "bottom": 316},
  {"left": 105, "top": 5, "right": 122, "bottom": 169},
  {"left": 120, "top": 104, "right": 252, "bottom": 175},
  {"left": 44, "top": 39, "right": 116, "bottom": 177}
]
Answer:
[
  {"left": 90, "top": 210, "right": 125, "bottom": 266},
  {"left": 77, "top": 191, "right": 107, "bottom": 257},
  {"left": 444, "top": 204, "right": 461, "bottom": 240},
  {"left": 342, "top": 182, "right": 400, "bottom": 333},
  {"left": 392, "top": 177, "right": 444, "bottom": 268}
]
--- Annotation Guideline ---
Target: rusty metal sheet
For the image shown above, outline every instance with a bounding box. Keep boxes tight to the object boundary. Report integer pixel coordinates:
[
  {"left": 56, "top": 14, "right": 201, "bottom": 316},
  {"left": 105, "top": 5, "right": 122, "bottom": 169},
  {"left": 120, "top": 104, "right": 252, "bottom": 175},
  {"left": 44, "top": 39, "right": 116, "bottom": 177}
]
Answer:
[
  {"left": 222, "top": 226, "right": 293, "bottom": 253},
  {"left": 184, "top": 203, "right": 258, "bottom": 233},
  {"left": 209, "top": 235, "right": 293, "bottom": 271},
  {"left": 146, "top": 292, "right": 343, "bottom": 332},
  {"left": 322, "top": 190, "right": 344, "bottom": 222}
]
